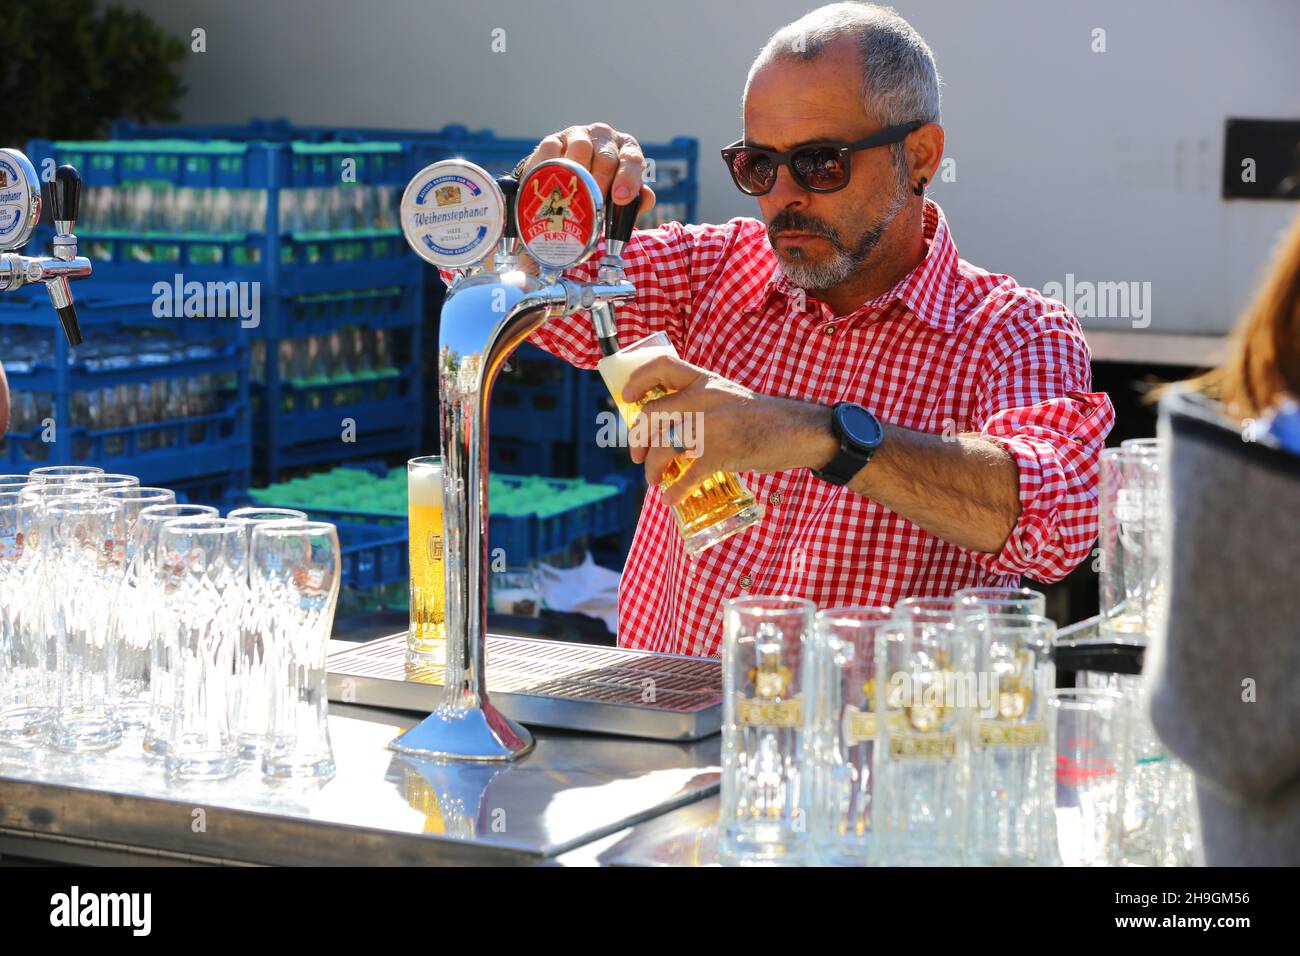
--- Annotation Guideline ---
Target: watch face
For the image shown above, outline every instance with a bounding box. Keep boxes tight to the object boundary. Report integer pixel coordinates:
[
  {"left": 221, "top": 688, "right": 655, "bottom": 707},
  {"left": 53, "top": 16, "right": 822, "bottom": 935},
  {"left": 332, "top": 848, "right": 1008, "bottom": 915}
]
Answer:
[{"left": 839, "top": 404, "right": 883, "bottom": 448}]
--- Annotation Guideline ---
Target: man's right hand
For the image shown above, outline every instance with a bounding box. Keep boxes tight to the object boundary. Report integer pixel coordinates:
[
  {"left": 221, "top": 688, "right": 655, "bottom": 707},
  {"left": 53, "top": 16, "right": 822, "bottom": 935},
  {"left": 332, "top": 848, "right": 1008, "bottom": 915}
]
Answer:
[{"left": 519, "top": 123, "right": 656, "bottom": 216}]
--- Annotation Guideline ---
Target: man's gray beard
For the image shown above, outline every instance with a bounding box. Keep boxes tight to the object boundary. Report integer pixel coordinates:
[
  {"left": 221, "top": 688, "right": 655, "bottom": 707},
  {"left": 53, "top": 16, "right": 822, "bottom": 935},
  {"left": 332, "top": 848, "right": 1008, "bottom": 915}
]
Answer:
[
  {"left": 777, "top": 185, "right": 908, "bottom": 292},
  {"left": 779, "top": 243, "right": 859, "bottom": 290}
]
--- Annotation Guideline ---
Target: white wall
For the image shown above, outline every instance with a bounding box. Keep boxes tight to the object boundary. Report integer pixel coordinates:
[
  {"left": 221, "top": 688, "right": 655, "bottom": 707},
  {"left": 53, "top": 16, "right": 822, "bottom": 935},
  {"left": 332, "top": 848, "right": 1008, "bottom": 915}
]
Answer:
[{"left": 124, "top": 0, "right": 1300, "bottom": 334}]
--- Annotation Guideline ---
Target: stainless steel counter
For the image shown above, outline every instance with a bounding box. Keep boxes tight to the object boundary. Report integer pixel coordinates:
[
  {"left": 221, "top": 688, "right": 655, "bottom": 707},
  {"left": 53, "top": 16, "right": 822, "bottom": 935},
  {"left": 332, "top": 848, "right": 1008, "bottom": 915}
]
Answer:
[
  {"left": 1, "top": 620, "right": 1126, "bottom": 867},
  {"left": 0, "top": 641, "right": 721, "bottom": 867}
]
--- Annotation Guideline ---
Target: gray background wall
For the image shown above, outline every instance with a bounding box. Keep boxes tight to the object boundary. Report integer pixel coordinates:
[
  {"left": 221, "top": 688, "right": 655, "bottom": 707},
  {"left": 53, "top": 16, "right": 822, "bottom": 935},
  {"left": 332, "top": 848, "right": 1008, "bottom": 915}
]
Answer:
[{"left": 124, "top": 0, "right": 1300, "bottom": 334}]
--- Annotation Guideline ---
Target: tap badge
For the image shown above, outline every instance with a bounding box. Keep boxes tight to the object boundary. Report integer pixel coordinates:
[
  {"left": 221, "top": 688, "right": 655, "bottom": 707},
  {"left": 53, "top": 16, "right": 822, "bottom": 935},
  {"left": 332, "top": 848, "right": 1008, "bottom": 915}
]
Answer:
[
  {"left": 0, "top": 148, "right": 41, "bottom": 252},
  {"left": 400, "top": 159, "right": 505, "bottom": 270},
  {"left": 516, "top": 159, "right": 603, "bottom": 270}
]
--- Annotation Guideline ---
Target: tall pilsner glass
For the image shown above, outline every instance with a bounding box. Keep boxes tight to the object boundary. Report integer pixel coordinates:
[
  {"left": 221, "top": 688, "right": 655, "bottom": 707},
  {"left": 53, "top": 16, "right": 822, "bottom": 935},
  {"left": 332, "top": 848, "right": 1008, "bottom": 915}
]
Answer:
[{"left": 407, "top": 456, "right": 447, "bottom": 665}]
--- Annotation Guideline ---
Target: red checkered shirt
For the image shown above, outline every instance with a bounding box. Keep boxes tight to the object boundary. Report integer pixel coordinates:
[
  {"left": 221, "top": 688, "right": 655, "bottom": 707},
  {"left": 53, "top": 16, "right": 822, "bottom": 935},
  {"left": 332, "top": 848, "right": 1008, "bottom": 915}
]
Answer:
[{"left": 445, "top": 199, "right": 1113, "bottom": 657}]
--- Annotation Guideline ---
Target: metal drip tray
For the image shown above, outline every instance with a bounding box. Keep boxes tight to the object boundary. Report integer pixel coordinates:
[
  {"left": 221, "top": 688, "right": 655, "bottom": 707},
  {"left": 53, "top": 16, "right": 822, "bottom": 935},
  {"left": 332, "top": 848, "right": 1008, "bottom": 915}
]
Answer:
[{"left": 326, "top": 633, "right": 723, "bottom": 741}]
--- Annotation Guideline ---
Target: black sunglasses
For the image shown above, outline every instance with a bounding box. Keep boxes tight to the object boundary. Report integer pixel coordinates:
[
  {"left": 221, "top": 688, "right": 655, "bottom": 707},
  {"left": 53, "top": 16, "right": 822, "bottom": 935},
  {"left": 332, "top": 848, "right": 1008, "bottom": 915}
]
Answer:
[{"left": 720, "top": 120, "right": 925, "bottom": 196}]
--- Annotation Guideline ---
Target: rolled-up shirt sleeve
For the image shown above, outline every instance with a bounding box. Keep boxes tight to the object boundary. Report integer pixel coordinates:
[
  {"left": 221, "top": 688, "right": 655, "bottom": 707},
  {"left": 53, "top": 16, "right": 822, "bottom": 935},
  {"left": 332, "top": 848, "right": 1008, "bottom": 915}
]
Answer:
[{"left": 966, "top": 314, "right": 1115, "bottom": 581}]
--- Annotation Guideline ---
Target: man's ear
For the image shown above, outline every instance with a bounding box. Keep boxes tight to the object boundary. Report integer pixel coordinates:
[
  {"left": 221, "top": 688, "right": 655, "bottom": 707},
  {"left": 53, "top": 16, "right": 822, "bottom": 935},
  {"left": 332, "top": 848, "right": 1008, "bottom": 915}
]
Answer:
[{"left": 908, "top": 123, "right": 945, "bottom": 185}]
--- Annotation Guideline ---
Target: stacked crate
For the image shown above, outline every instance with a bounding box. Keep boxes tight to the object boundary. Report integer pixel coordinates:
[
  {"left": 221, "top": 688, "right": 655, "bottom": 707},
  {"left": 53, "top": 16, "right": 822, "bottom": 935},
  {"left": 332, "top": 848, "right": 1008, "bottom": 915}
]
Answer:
[
  {"left": 17, "top": 119, "right": 697, "bottom": 565},
  {"left": 24, "top": 135, "right": 424, "bottom": 485},
  {"left": 0, "top": 294, "right": 251, "bottom": 501}
]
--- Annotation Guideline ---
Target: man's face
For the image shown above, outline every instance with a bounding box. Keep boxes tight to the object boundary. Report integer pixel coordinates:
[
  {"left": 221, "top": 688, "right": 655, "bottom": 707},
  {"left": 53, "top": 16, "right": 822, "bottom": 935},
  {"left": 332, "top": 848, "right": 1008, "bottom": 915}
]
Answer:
[{"left": 743, "top": 39, "right": 910, "bottom": 290}]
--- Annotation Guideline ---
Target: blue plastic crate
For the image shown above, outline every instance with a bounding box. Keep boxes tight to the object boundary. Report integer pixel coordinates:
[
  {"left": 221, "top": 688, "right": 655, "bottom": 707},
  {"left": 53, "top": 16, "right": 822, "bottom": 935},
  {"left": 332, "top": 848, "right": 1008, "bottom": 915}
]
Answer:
[
  {"left": 65, "top": 232, "right": 419, "bottom": 303},
  {"left": 0, "top": 305, "right": 252, "bottom": 488},
  {"left": 245, "top": 468, "right": 621, "bottom": 566},
  {"left": 31, "top": 138, "right": 410, "bottom": 189},
  {"left": 105, "top": 120, "right": 700, "bottom": 222},
  {"left": 337, "top": 520, "right": 408, "bottom": 589},
  {"left": 488, "top": 437, "right": 573, "bottom": 476},
  {"left": 169, "top": 470, "right": 248, "bottom": 509},
  {"left": 26, "top": 137, "right": 421, "bottom": 307},
  {"left": 490, "top": 345, "right": 577, "bottom": 442},
  {"left": 574, "top": 371, "right": 638, "bottom": 481}
]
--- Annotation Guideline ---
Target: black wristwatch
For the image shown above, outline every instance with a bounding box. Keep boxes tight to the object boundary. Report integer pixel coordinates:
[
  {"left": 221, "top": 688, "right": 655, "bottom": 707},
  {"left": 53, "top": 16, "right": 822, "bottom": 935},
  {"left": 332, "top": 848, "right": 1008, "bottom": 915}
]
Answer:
[{"left": 811, "top": 402, "right": 885, "bottom": 486}]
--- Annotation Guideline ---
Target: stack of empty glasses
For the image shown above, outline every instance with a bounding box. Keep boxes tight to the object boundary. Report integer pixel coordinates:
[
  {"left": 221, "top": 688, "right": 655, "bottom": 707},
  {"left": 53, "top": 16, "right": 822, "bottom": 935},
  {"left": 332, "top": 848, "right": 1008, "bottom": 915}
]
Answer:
[
  {"left": 718, "top": 582, "right": 1203, "bottom": 866},
  {"left": 0, "top": 465, "right": 341, "bottom": 782}
]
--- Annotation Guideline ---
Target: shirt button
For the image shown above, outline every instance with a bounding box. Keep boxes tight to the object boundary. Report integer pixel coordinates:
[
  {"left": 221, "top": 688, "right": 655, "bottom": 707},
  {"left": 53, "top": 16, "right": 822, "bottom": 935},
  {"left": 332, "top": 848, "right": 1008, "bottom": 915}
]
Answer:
[
  {"left": 824, "top": 324, "right": 837, "bottom": 335},
  {"left": 769, "top": 492, "right": 783, "bottom": 505},
  {"left": 739, "top": 575, "right": 753, "bottom": 590}
]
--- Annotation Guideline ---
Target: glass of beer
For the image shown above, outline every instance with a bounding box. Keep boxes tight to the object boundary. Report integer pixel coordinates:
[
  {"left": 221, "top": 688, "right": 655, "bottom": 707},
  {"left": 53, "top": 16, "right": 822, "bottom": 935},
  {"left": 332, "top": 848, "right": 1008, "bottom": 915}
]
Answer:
[
  {"left": 596, "top": 332, "right": 763, "bottom": 556},
  {"left": 408, "top": 456, "right": 447, "bottom": 664}
]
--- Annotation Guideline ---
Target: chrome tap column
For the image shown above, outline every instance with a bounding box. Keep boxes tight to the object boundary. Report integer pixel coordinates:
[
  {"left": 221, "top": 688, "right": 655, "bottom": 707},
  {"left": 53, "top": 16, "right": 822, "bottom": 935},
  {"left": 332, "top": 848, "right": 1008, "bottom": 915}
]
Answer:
[
  {"left": 0, "top": 149, "right": 91, "bottom": 345},
  {"left": 392, "top": 158, "right": 636, "bottom": 760}
]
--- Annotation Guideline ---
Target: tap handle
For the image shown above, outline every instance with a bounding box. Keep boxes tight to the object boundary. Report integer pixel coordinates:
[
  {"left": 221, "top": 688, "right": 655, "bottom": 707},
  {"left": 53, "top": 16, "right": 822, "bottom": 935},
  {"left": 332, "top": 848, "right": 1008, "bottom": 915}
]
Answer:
[
  {"left": 49, "top": 165, "right": 82, "bottom": 228},
  {"left": 56, "top": 301, "right": 83, "bottom": 347},
  {"left": 605, "top": 190, "right": 642, "bottom": 244},
  {"left": 46, "top": 276, "right": 83, "bottom": 346},
  {"left": 497, "top": 176, "right": 519, "bottom": 239}
]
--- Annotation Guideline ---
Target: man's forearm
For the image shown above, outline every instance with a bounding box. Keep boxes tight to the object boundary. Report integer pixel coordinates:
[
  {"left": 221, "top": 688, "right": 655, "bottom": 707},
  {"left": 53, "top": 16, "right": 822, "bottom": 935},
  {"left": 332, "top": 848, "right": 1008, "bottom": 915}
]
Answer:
[{"left": 785, "top": 402, "right": 1020, "bottom": 554}]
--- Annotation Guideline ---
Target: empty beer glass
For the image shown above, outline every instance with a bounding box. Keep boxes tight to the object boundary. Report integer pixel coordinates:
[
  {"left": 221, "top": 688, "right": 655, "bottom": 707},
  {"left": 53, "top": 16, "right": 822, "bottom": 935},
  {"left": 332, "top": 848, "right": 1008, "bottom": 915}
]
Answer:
[
  {"left": 67, "top": 473, "right": 141, "bottom": 493},
  {"left": 1098, "top": 446, "right": 1163, "bottom": 643},
  {"left": 955, "top": 586, "right": 1046, "bottom": 622},
  {"left": 137, "top": 503, "right": 219, "bottom": 757},
  {"left": 0, "top": 492, "right": 50, "bottom": 745},
  {"left": 720, "top": 595, "right": 815, "bottom": 864},
  {"left": 1080, "top": 670, "right": 1201, "bottom": 866},
  {"left": 99, "top": 486, "right": 176, "bottom": 729},
  {"left": 1050, "top": 688, "right": 1127, "bottom": 866},
  {"left": 227, "top": 506, "right": 308, "bottom": 759},
  {"left": 597, "top": 332, "right": 763, "bottom": 556},
  {"left": 965, "top": 613, "right": 1056, "bottom": 865},
  {"left": 407, "top": 456, "right": 447, "bottom": 665},
  {"left": 872, "top": 599, "right": 974, "bottom": 865},
  {"left": 47, "top": 497, "right": 129, "bottom": 752},
  {"left": 808, "top": 606, "right": 893, "bottom": 865},
  {"left": 254, "top": 521, "right": 340, "bottom": 780},
  {"left": 27, "top": 465, "right": 104, "bottom": 484},
  {"left": 158, "top": 517, "right": 247, "bottom": 779}
]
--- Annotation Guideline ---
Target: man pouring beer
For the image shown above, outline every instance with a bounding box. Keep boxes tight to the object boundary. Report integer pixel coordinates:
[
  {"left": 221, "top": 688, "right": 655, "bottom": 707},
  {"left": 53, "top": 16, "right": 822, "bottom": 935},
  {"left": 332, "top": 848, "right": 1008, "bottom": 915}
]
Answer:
[{"left": 491, "top": 2, "right": 1114, "bottom": 657}]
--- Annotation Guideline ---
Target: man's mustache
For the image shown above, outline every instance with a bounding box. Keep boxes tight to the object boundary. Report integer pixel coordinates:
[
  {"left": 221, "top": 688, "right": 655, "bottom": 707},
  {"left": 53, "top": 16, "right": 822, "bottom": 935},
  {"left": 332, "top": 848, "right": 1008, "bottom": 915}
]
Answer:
[{"left": 767, "top": 211, "right": 841, "bottom": 245}]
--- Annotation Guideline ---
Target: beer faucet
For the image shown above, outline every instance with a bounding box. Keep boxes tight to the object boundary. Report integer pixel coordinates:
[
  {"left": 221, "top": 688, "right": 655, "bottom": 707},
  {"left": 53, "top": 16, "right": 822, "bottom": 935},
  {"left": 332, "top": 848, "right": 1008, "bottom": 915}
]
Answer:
[
  {"left": 392, "top": 157, "right": 637, "bottom": 761},
  {"left": 589, "top": 192, "right": 641, "bottom": 356},
  {"left": 0, "top": 149, "right": 90, "bottom": 346}
]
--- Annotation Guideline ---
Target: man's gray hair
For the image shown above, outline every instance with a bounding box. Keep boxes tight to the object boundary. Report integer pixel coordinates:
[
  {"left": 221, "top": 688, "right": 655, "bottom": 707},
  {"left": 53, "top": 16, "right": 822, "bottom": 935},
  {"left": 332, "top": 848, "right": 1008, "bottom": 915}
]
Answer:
[{"left": 747, "top": 2, "right": 942, "bottom": 128}]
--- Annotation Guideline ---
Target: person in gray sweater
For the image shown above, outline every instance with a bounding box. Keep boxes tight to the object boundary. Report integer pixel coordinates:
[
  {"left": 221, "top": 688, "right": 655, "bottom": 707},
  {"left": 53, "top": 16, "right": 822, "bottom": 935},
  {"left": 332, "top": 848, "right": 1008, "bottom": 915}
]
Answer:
[{"left": 1147, "top": 208, "right": 1300, "bottom": 866}]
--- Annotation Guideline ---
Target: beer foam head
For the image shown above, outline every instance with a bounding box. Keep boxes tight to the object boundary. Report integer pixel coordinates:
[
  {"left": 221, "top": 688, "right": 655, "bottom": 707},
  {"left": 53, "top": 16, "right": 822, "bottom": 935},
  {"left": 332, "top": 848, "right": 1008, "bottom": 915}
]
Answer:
[
  {"left": 408, "top": 463, "right": 443, "bottom": 507},
  {"left": 597, "top": 344, "right": 676, "bottom": 403}
]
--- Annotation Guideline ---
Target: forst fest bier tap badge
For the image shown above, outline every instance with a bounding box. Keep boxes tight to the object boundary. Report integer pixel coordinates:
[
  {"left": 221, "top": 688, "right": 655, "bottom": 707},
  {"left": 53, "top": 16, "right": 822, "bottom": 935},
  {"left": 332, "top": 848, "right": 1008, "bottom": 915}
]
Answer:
[{"left": 515, "top": 164, "right": 598, "bottom": 269}]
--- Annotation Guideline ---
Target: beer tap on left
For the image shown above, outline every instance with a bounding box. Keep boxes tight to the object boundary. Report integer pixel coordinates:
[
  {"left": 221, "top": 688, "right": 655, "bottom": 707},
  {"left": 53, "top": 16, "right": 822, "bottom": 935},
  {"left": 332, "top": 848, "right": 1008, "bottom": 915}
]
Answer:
[{"left": 0, "top": 149, "right": 91, "bottom": 346}]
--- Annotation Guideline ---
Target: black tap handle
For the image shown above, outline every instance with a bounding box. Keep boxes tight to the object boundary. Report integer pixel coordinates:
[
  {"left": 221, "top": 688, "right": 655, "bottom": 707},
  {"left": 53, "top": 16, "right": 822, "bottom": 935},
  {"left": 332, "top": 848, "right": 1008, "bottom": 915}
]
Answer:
[
  {"left": 497, "top": 176, "right": 519, "bottom": 239},
  {"left": 605, "top": 190, "right": 642, "bottom": 243},
  {"left": 49, "top": 165, "right": 82, "bottom": 224},
  {"left": 57, "top": 301, "right": 84, "bottom": 347}
]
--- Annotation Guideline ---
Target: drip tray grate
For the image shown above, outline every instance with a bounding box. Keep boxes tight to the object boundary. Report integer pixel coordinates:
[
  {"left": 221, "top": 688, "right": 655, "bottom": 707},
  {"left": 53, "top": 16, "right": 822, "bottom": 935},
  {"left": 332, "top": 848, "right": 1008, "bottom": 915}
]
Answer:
[{"left": 327, "top": 633, "right": 723, "bottom": 741}]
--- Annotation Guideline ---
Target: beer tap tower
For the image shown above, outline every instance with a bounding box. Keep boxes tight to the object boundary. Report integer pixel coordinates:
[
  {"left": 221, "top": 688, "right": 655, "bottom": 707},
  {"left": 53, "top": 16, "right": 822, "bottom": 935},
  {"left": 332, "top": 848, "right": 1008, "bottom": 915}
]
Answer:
[
  {"left": 393, "top": 157, "right": 639, "bottom": 760},
  {"left": 0, "top": 149, "right": 90, "bottom": 345}
]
